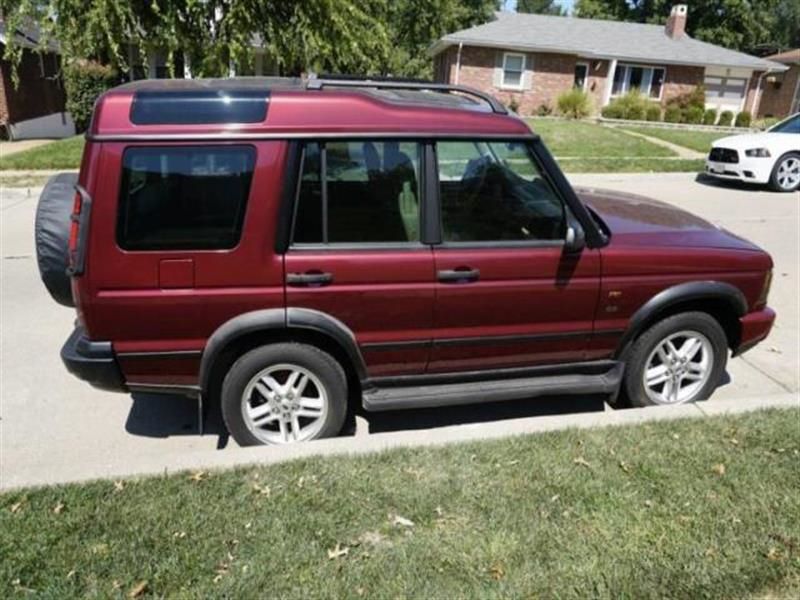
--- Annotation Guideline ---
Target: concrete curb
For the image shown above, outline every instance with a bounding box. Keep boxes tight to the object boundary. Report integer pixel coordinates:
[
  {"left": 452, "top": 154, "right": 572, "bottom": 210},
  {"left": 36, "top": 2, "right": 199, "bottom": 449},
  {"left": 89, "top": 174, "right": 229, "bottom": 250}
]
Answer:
[{"left": 3, "top": 393, "right": 797, "bottom": 491}]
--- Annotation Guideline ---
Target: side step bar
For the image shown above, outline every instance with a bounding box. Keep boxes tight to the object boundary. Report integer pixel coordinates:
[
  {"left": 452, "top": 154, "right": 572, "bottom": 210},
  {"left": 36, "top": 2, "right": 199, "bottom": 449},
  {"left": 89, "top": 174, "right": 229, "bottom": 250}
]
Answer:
[{"left": 362, "top": 361, "right": 624, "bottom": 412}]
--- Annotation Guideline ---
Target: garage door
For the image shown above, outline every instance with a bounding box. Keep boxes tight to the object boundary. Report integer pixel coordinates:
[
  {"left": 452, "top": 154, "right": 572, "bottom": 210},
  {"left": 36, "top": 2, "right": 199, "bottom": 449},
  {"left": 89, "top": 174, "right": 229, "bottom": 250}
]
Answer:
[{"left": 704, "top": 75, "right": 747, "bottom": 112}]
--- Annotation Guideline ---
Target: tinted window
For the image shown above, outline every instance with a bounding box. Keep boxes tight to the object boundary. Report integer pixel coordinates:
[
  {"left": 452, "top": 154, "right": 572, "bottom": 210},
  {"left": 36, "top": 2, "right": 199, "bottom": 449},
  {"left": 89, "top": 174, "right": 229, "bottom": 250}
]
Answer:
[
  {"left": 293, "top": 141, "right": 421, "bottom": 244},
  {"left": 771, "top": 114, "right": 800, "bottom": 134},
  {"left": 131, "top": 90, "right": 268, "bottom": 124},
  {"left": 437, "top": 141, "right": 565, "bottom": 242},
  {"left": 117, "top": 146, "right": 255, "bottom": 250}
]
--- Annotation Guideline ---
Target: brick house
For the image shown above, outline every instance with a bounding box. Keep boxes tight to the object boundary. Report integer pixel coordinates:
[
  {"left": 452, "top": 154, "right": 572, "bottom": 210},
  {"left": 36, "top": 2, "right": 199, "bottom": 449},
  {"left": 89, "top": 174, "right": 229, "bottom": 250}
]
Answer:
[
  {"left": 757, "top": 49, "right": 800, "bottom": 119},
  {"left": 431, "top": 5, "right": 786, "bottom": 117},
  {"left": 0, "top": 20, "right": 73, "bottom": 139}
]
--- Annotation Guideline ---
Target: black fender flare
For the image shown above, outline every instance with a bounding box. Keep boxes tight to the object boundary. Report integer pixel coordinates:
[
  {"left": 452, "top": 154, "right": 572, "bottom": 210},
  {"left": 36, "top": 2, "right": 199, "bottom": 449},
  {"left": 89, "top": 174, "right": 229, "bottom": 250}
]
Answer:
[
  {"left": 614, "top": 281, "right": 748, "bottom": 358},
  {"left": 199, "top": 307, "right": 368, "bottom": 393}
]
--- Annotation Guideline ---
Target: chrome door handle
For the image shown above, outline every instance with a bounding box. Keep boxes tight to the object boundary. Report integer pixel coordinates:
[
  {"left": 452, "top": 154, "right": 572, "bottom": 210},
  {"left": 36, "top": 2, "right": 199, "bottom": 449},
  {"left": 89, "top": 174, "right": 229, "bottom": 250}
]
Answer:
[
  {"left": 286, "top": 272, "right": 333, "bottom": 286},
  {"left": 437, "top": 268, "right": 480, "bottom": 283}
]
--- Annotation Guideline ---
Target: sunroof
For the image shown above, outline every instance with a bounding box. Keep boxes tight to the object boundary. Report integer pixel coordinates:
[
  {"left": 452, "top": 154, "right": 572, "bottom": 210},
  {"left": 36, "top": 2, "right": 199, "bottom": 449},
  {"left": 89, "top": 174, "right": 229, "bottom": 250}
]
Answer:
[{"left": 130, "top": 89, "right": 269, "bottom": 125}]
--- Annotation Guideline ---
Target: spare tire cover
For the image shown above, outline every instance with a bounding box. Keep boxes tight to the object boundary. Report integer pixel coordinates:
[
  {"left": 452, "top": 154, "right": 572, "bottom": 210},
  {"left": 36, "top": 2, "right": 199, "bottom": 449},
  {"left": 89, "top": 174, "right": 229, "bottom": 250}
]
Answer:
[{"left": 35, "top": 172, "right": 78, "bottom": 307}]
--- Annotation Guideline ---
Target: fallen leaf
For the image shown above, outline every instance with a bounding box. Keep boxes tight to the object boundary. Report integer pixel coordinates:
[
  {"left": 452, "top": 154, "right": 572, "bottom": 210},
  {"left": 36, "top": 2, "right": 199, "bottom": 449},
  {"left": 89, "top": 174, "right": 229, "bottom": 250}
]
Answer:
[
  {"left": 392, "top": 515, "right": 415, "bottom": 528},
  {"left": 66, "top": 570, "right": 76, "bottom": 579},
  {"left": 550, "top": 494, "right": 560, "bottom": 503},
  {"left": 506, "top": 459, "right": 520, "bottom": 466},
  {"left": 356, "top": 587, "right": 365, "bottom": 596},
  {"left": 53, "top": 502, "right": 65, "bottom": 515},
  {"left": 618, "top": 461, "right": 631, "bottom": 473},
  {"left": 705, "top": 547, "right": 717, "bottom": 558},
  {"left": 173, "top": 531, "right": 187, "bottom": 539},
  {"left": 403, "top": 467, "right": 424, "bottom": 479},
  {"left": 10, "top": 501, "right": 23, "bottom": 513},
  {"left": 573, "top": 456, "right": 591, "bottom": 468},
  {"left": 712, "top": 463, "right": 726, "bottom": 476},
  {"left": 434, "top": 506, "right": 444, "bottom": 517},
  {"left": 113, "top": 481, "right": 125, "bottom": 492},
  {"left": 327, "top": 543, "right": 349, "bottom": 559},
  {"left": 112, "top": 580, "right": 122, "bottom": 590},
  {"left": 766, "top": 547, "right": 782, "bottom": 561},
  {"left": 252, "top": 483, "right": 271, "bottom": 497},
  {"left": 128, "top": 580, "right": 148, "bottom": 598},
  {"left": 729, "top": 438, "right": 739, "bottom": 446},
  {"left": 672, "top": 433, "right": 680, "bottom": 440},
  {"left": 188, "top": 471, "right": 207, "bottom": 483},
  {"left": 489, "top": 562, "right": 505, "bottom": 580},
  {"left": 766, "top": 346, "right": 782, "bottom": 354},
  {"left": 644, "top": 499, "right": 653, "bottom": 508}
]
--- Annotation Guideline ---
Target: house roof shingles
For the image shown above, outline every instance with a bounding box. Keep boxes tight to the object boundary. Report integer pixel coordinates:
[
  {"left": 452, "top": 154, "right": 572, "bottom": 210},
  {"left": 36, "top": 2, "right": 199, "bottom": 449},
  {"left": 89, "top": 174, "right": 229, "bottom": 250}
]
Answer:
[{"left": 432, "top": 12, "right": 786, "bottom": 72}]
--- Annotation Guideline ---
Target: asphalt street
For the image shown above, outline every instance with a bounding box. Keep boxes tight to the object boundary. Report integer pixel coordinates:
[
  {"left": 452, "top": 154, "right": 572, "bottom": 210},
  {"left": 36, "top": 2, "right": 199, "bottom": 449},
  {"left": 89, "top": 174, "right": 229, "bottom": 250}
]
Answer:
[{"left": 1, "top": 172, "right": 798, "bottom": 489}]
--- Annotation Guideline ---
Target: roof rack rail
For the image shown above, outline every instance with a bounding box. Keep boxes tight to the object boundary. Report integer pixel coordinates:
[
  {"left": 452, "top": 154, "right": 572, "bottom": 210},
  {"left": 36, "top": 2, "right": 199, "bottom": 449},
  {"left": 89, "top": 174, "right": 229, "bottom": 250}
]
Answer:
[{"left": 305, "top": 76, "right": 508, "bottom": 115}]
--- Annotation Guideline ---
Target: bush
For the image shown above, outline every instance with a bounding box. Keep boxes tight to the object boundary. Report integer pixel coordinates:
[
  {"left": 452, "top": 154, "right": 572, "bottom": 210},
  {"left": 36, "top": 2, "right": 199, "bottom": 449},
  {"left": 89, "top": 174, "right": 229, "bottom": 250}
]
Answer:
[
  {"left": 556, "top": 88, "right": 592, "bottom": 119},
  {"left": 508, "top": 96, "right": 520, "bottom": 114},
  {"left": 668, "top": 86, "right": 706, "bottom": 111},
  {"left": 753, "top": 117, "right": 781, "bottom": 130},
  {"left": 718, "top": 110, "right": 734, "bottom": 127},
  {"left": 601, "top": 104, "right": 623, "bottom": 119},
  {"left": 601, "top": 90, "right": 652, "bottom": 121},
  {"left": 646, "top": 105, "right": 662, "bottom": 121},
  {"left": 664, "top": 105, "right": 682, "bottom": 123},
  {"left": 685, "top": 106, "right": 704, "bottom": 124},
  {"left": 535, "top": 103, "right": 553, "bottom": 116},
  {"left": 64, "top": 61, "right": 118, "bottom": 132},
  {"left": 735, "top": 111, "right": 752, "bottom": 128},
  {"left": 626, "top": 104, "right": 646, "bottom": 121},
  {"left": 702, "top": 108, "right": 717, "bottom": 125}
]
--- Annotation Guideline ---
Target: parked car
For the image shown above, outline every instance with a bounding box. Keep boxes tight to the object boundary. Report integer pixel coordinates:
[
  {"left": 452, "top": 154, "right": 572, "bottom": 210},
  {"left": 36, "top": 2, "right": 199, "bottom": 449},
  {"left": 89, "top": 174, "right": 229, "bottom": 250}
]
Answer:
[
  {"left": 705, "top": 112, "right": 800, "bottom": 192},
  {"left": 36, "top": 77, "right": 776, "bottom": 446}
]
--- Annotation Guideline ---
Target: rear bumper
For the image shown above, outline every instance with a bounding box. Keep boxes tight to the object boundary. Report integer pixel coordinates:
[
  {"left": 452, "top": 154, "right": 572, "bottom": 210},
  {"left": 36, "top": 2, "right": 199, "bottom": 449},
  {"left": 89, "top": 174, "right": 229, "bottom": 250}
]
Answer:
[
  {"left": 61, "top": 326, "right": 127, "bottom": 392},
  {"left": 734, "top": 307, "right": 776, "bottom": 356}
]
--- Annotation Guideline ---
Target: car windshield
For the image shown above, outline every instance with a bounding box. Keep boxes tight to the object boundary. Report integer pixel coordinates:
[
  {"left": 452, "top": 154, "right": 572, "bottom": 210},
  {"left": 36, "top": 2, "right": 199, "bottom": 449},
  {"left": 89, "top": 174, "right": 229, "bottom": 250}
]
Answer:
[{"left": 769, "top": 114, "right": 800, "bottom": 134}]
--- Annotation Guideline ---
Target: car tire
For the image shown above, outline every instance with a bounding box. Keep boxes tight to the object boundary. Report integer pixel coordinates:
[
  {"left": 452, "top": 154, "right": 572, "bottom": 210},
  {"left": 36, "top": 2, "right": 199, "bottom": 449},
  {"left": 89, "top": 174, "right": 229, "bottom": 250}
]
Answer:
[
  {"left": 221, "top": 343, "right": 348, "bottom": 446},
  {"left": 623, "top": 312, "right": 728, "bottom": 408},
  {"left": 769, "top": 152, "right": 800, "bottom": 193}
]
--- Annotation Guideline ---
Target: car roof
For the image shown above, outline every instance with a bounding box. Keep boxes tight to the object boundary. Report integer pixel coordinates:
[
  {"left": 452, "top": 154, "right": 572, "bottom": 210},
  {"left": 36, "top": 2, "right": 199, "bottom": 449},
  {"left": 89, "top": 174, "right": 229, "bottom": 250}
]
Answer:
[{"left": 88, "top": 77, "right": 531, "bottom": 140}]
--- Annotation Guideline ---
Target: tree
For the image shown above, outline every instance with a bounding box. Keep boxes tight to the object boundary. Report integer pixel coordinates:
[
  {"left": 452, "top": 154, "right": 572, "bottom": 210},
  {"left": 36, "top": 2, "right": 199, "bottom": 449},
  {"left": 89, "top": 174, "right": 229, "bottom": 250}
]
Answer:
[
  {"left": 573, "top": 0, "right": 797, "bottom": 53},
  {"left": 516, "top": 0, "right": 564, "bottom": 16}
]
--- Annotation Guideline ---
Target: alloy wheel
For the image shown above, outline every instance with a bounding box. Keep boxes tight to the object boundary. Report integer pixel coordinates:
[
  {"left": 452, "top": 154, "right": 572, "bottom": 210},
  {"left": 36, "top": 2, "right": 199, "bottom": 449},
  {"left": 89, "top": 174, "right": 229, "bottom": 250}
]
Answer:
[
  {"left": 642, "top": 330, "right": 713, "bottom": 405},
  {"left": 241, "top": 363, "right": 329, "bottom": 444},
  {"left": 776, "top": 157, "right": 800, "bottom": 190}
]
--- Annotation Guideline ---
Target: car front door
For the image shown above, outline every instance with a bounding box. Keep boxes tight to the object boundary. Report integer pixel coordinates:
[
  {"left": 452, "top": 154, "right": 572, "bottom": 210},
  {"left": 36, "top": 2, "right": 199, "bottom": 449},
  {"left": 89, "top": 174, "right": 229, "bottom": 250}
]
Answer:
[
  {"left": 429, "top": 139, "right": 601, "bottom": 373},
  {"left": 284, "top": 140, "right": 434, "bottom": 378}
]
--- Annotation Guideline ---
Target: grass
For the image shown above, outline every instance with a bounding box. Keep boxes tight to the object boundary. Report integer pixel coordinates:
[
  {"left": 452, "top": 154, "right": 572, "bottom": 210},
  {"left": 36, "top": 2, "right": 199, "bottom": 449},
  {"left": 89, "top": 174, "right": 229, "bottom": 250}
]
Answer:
[
  {"left": 619, "top": 127, "right": 728, "bottom": 154},
  {"left": 559, "top": 158, "right": 705, "bottom": 173},
  {"left": 528, "top": 118, "right": 676, "bottom": 158},
  {"left": 0, "top": 136, "right": 85, "bottom": 170},
  {"left": 2, "top": 408, "right": 799, "bottom": 598}
]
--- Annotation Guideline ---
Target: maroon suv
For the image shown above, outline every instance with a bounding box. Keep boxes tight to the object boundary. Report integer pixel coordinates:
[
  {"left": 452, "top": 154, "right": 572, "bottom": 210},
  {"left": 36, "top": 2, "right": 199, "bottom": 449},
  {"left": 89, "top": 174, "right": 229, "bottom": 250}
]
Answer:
[{"left": 35, "top": 77, "right": 775, "bottom": 446}]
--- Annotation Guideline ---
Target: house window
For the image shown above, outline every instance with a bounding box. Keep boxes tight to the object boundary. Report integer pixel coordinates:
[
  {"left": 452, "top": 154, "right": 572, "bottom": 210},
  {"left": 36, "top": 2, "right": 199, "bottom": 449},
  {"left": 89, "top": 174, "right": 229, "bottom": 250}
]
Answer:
[
  {"left": 502, "top": 53, "right": 525, "bottom": 89},
  {"left": 574, "top": 63, "right": 589, "bottom": 91},
  {"left": 611, "top": 64, "right": 665, "bottom": 99}
]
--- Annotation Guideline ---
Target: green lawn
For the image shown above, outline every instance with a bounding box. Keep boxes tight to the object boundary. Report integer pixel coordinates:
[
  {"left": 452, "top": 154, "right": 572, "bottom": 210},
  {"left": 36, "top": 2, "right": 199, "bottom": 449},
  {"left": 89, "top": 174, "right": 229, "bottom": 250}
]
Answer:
[
  {"left": 528, "top": 118, "right": 676, "bottom": 158},
  {"left": 559, "top": 158, "right": 705, "bottom": 173},
  {"left": 0, "top": 136, "right": 85, "bottom": 170},
  {"left": 3, "top": 408, "right": 799, "bottom": 598},
  {"left": 619, "top": 127, "right": 728, "bottom": 154}
]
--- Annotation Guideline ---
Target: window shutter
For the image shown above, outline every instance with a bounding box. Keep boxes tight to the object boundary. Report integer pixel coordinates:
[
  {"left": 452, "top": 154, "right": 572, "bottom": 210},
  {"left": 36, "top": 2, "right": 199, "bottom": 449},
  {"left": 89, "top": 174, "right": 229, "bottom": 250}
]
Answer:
[
  {"left": 493, "top": 51, "right": 503, "bottom": 87},
  {"left": 524, "top": 54, "right": 534, "bottom": 90}
]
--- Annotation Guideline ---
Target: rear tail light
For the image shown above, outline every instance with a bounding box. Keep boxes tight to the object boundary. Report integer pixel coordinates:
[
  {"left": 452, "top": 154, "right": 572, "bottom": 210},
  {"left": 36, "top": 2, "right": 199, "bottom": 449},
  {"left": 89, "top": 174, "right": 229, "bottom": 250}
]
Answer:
[
  {"left": 756, "top": 270, "right": 772, "bottom": 310},
  {"left": 67, "top": 185, "right": 92, "bottom": 276},
  {"left": 68, "top": 192, "right": 82, "bottom": 257}
]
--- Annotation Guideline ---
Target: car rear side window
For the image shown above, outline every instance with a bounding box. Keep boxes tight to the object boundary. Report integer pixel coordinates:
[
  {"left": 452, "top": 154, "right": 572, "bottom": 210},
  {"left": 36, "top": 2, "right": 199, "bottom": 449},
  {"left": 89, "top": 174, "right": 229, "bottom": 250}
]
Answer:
[
  {"left": 292, "top": 141, "right": 421, "bottom": 244},
  {"left": 117, "top": 146, "right": 255, "bottom": 250}
]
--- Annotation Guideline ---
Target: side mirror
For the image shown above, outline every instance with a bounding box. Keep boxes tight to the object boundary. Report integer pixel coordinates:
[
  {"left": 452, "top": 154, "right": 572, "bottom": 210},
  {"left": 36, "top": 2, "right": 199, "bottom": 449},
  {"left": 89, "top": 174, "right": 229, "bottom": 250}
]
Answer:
[{"left": 564, "top": 223, "right": 586, "bottom": 253}]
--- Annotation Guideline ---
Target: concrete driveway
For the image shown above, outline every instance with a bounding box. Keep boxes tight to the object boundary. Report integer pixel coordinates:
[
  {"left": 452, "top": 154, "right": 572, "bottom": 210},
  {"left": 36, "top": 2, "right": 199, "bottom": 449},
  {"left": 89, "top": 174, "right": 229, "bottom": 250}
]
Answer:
[{"left": 1, "top": 172, "right": 797, "bottom": 489}]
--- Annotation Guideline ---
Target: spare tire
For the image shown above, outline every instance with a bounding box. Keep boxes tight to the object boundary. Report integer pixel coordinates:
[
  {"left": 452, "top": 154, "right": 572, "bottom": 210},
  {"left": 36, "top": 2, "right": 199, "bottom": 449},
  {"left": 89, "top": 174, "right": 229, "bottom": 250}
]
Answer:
[{"left": 35, "top": 172, "right": 78, "bottom": 307}]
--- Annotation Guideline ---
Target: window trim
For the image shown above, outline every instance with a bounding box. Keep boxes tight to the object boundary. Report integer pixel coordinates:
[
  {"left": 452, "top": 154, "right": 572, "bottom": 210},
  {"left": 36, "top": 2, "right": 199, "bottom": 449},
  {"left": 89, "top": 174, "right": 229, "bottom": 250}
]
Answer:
[
  {"left": 288, "top": 139, "right": 428, "bottom": 250},
  {"left": 501, "top": 52, "right": 526, "bottom": 91},
  {"left": 611, "top": 63, "right": 666, "bottom": 101},
  {"left": 574, "top": 62, "right": 590, "bottom": 92},
  {"left": 115, "top": 143, "right": 256, "bottom": 253}
]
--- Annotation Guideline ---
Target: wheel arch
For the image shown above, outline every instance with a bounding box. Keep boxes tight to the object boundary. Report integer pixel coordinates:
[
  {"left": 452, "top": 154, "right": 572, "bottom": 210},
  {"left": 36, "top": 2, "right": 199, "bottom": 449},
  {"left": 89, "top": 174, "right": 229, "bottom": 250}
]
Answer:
[
  {"left": 199, "top": 308, "right": 368, "bottom": 404},
  {"left": 614, "top": 281, "right": 747, "bottom": 359}
]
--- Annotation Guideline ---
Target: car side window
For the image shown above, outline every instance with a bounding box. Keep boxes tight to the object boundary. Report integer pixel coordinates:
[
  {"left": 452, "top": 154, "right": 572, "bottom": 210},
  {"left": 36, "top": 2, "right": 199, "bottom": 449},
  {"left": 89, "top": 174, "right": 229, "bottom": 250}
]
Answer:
[
  {"left": 117, "top": 145, "right": 255, "bottom": 250},
  {"left": 436, "top": 141, "right": 566, "bottom": 243},
  {"left": 292, "top": 141, "right": 421, "bottom": 244}
]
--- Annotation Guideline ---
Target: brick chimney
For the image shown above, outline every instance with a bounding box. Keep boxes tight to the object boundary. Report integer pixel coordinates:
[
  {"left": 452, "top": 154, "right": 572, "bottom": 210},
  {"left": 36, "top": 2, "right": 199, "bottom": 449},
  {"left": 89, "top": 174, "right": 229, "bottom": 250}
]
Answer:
[{"left": 665, "top": 4, "right": 688, "bottom": 39}]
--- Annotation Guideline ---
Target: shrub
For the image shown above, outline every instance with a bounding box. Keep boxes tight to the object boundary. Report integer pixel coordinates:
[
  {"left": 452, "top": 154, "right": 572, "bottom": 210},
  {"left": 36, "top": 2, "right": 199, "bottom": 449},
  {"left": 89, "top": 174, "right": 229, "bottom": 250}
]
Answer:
[
  {"left": 601, "top": 104, "right": 624, "bottom": 119},
  {"left": 602, "top": 90, "right": 651, "bottom": 120},
  {"left": 556, "top": 88, "right": 592, "bottom": 119},
  {"left": 535, "top": 103, "right": 553, "bottom": 116},
  {"left": 508, "top": 96, "right": 520, "bottom": 114},
  {"left": 668, "top": 85, "right": 706, "bottom": 110},
  {"left": 753, "top": 116, "right": 780, "bottom": 130},
  {"left": 646, "top": 105, "right": 661, "bottom": 121},
  {"left": 735, "top": 111, "right": 752, "bottom": 128},
  {"left": 64, "top": 61, "right": 118, "bottom": 132},
  {"left": 664, "top": 105, "right": 682, "bottom": 123},
  {"left": 626, "top": 104, "right": 646, "bottom": 121},
  {"left": 718, "top": 110, "right": 734, "bottom": 127},
  {"left": 702, "top": 108, "right": 717, "bottom": 125},
  {"left": 685, "top": 106, "right": 704, "bottom": 124}
]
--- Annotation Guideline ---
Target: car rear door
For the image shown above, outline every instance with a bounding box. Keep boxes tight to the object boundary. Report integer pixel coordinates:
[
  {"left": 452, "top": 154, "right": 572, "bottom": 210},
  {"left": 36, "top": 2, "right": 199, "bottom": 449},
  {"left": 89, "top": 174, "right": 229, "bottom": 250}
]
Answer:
[
  {"left": 429, "top": 139, "right": 601, "bottom": 373},
  {"left": 283, "top": 140, "right": 435, "bottom": 378}
]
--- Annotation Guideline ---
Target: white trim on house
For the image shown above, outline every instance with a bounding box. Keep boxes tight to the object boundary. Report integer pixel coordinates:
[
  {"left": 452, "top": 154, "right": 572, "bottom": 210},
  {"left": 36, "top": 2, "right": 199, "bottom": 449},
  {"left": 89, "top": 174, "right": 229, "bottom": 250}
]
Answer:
[
  {"left": 610, "top": 63, "right": 666, "bottom": 101},
  {"left": 500, "top": 52, "right": 526, "bottom": 90},
  {"left": 574, "top": 61, "right": 589, "bottom": 91},
  {"left": 603, "top": 59, "right": 618, "bottom": 106}
]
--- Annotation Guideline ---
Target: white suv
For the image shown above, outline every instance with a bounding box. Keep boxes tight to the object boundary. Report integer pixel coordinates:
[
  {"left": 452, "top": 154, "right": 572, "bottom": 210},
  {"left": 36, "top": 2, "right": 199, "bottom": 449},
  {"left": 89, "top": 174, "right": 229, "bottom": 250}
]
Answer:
[{"left": 706, "top": 113, "right": 800, "bottom": 192}]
